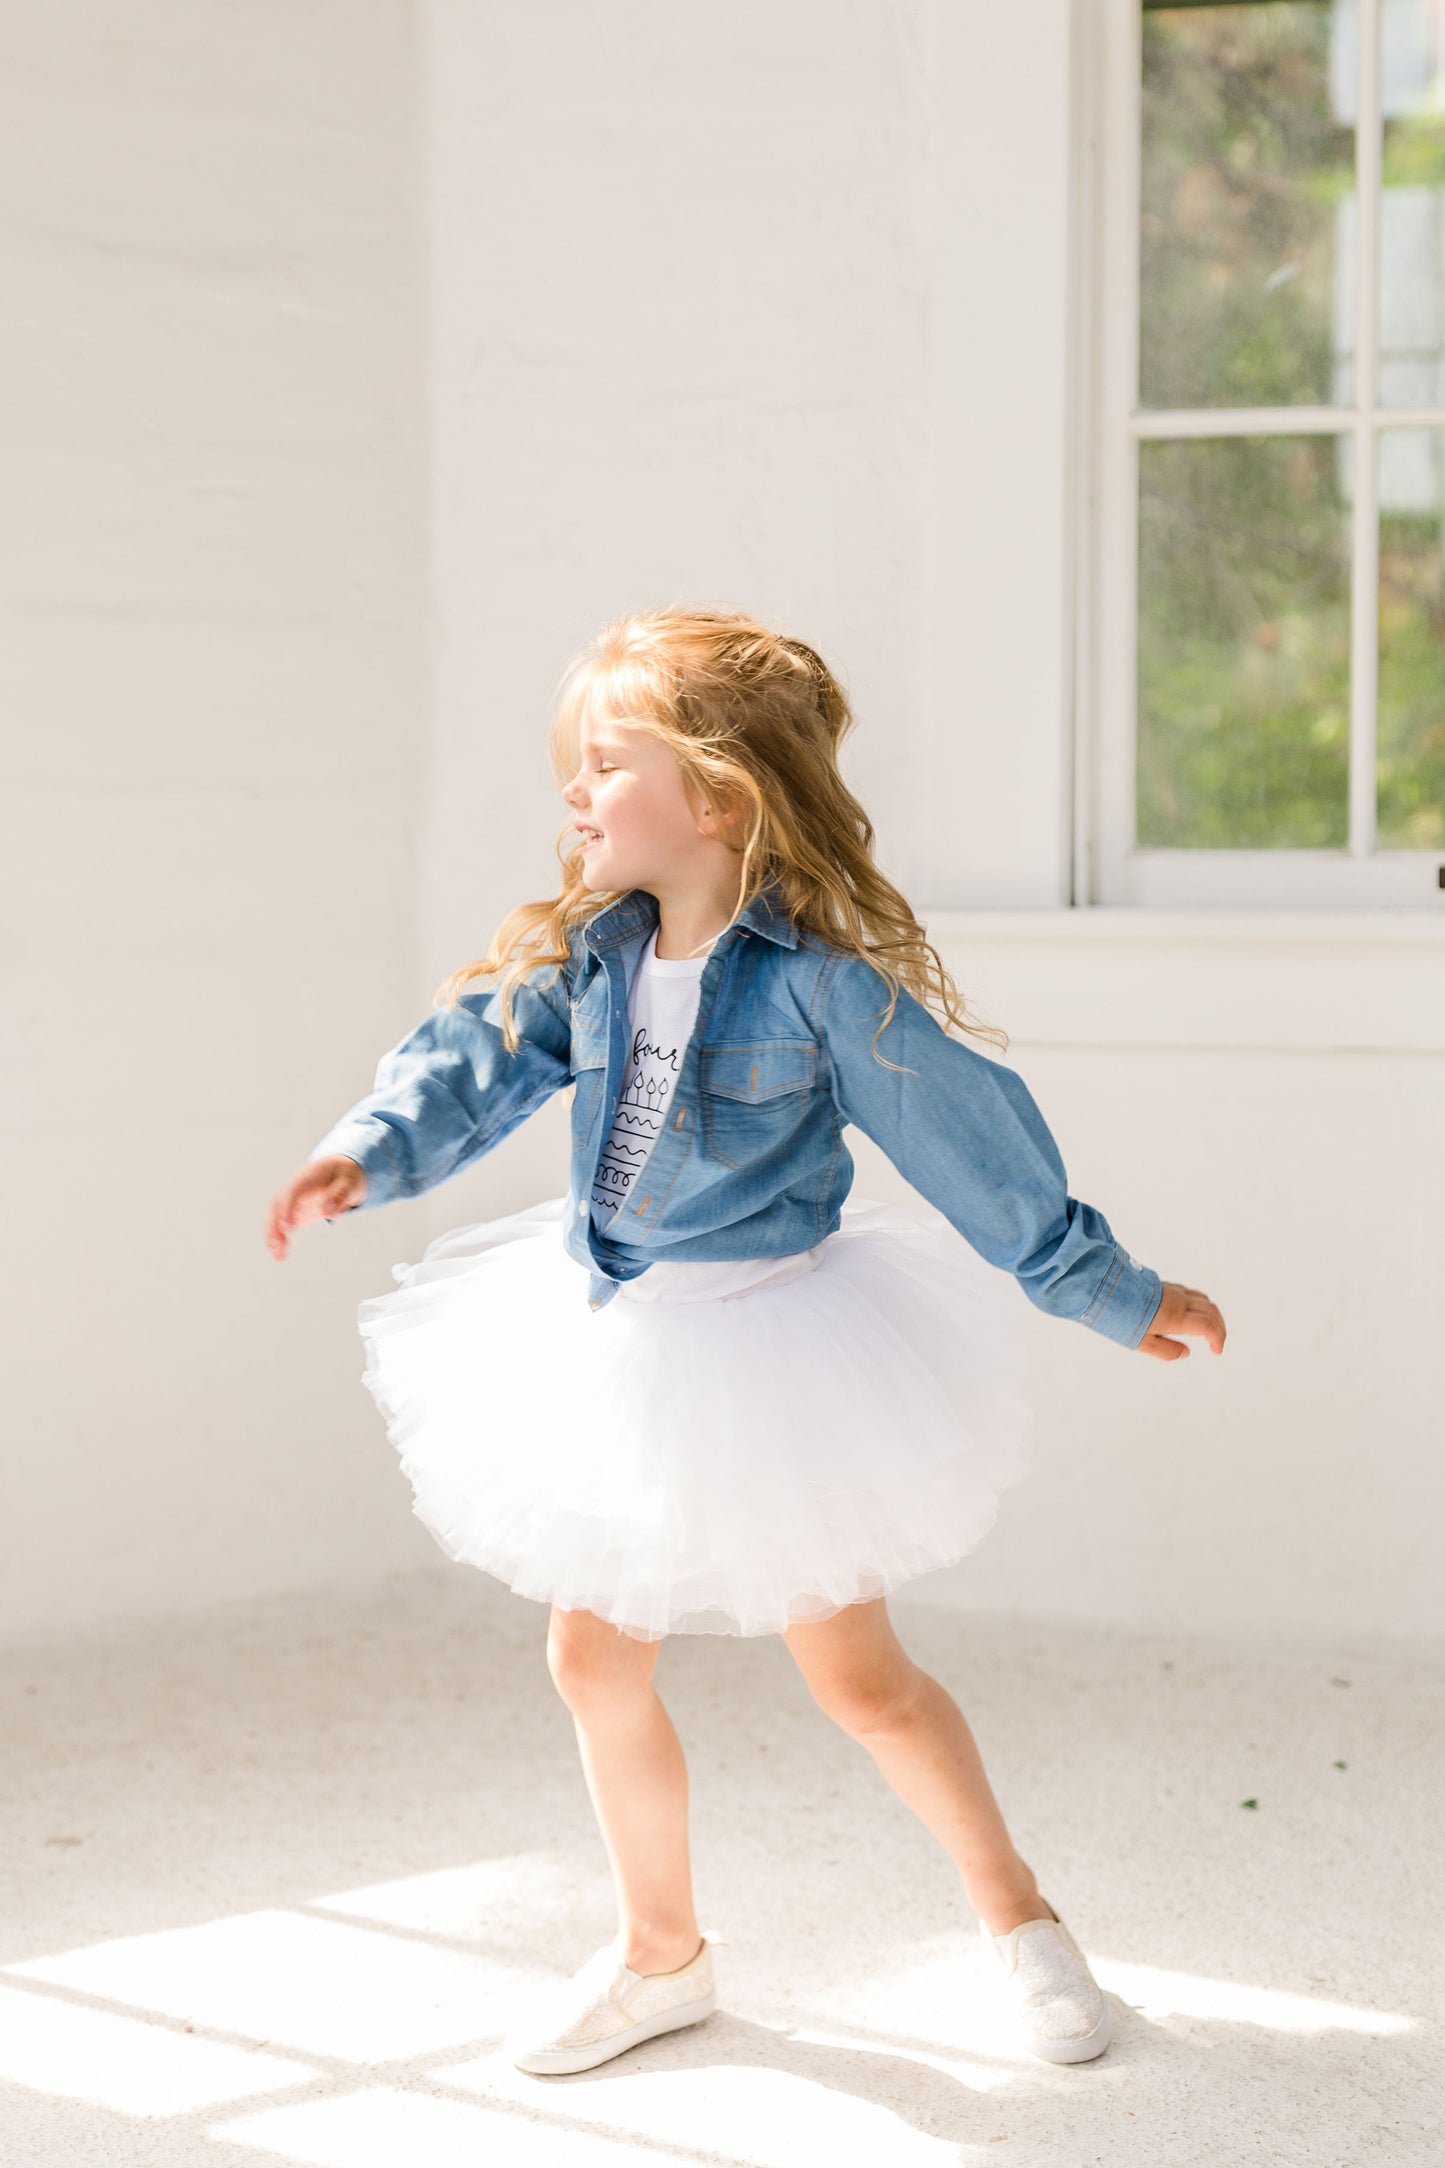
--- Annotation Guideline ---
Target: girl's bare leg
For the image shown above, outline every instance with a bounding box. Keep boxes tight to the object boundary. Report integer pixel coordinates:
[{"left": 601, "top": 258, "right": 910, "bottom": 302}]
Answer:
[
  {"left": 782, "top": 1597, "right": 1054, "bottom": 1937},
  {"left": 546, "top": 1604, "right": 704, "bottom": 1975}
]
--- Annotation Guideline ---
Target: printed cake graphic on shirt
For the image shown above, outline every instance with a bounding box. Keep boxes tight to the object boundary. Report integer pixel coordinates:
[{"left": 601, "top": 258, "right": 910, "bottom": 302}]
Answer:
[{"left": 589, "top": 927, "right": 708, "bottom": 1237}]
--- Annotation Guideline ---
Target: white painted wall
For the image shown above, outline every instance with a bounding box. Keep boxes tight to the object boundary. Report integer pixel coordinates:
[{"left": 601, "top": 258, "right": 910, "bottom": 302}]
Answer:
[
  {"left": 4, "top": 1, "right": 1439, "bottom": 1647},
  {"left": 418, "top": 0, "right": 941, "bottom": 989},
  {"left": 0, "top": 3, "right": 435, "bottom": 1641}
]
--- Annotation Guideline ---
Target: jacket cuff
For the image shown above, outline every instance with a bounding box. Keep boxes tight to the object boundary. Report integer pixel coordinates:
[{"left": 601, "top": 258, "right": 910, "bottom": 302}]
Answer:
[{"left": 1079, "top": 1244, "right": 1163, "bottom": 1351}]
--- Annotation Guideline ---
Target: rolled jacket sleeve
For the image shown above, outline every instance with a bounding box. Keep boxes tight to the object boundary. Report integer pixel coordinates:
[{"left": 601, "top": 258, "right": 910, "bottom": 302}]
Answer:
[
  {"left": 307, "top": 966, "right": 574, "bottom": 1212},
  {"left": 819, "top": 954, "right": 1163, "bottom": 1351}
]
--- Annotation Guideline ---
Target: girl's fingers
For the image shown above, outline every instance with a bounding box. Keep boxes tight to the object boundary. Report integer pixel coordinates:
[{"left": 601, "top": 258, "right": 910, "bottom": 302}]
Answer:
[
  {"left": 268, "top": 1163, "right": 354, "bottom": 1258},
  {"left": 1181, "top": 1299, "right": 1225, "bottom": 1351},
  {"left": 1143, "top": 1335, "right": 1189, "bottom": 1360},
  {"left": 266, "top": 1179, "right": 315, "bottom": 1257},
  {"left": 1198, "top": 1300, "right": 1225, "bottom": 1338}
]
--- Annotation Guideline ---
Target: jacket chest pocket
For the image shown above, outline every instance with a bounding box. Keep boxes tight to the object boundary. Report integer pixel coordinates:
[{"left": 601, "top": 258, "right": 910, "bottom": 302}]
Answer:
[
  {"left": 569, "top": 989, "right": 610, "bottom": 1137},
  {"left": 697, "top": 1040, "right": 819, "bottom": 1169},
  {"left": 570, "top": 1054, "right": 608, "bottom": 1139}
]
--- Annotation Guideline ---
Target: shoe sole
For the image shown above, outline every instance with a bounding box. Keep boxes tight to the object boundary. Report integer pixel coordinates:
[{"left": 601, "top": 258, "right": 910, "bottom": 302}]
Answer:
[
  {"left": 509, "top": 1988, "right": 718, "bottom": 2075},
  {"left": 1021, "top": 1997, "right": 1114, "bottom": 2064}
]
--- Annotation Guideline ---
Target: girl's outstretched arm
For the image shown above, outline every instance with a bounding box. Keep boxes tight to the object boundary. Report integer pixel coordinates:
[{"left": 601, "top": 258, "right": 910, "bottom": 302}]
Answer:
[
  {"left": 818, "top": 952, "right": 1223, "bottom": 1358},
  {"left": 266, "top": 965, "right": 573, "bottom": 1257}
]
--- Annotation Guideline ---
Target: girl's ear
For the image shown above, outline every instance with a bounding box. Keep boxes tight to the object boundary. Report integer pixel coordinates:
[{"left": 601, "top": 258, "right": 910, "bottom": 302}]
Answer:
[
  {"left": 682, "top": 759, "right": 745, "bottom": 840},
  {"left": 696, "top": 781, "right": 745, "bottom": 838}
]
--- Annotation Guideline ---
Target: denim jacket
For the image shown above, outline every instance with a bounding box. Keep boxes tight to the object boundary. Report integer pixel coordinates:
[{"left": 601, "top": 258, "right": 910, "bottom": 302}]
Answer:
[{"left": 309, "top": 878, "right": 1163, "bottom": 1349}]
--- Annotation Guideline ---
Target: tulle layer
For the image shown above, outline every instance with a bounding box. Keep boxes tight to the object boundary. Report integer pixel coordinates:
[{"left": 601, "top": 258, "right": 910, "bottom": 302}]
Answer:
[{"left": 355, "top": 1192, "right": 1037, "bottom": 1642}]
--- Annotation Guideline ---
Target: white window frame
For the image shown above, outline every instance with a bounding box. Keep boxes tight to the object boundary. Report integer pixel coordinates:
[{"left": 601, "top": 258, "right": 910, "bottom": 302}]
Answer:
[{"left": 1082, "top": 0, "right": 1445, "bottom": 909}]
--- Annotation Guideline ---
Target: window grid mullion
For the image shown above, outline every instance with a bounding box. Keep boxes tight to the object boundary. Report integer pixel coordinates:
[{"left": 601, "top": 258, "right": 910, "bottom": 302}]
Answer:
[
  {"left": 1129, "top": 407, "right": 1445, "bottom": 439},
  {"left": 1349, "top": 0, "right": 1382, "bottom": 860}
]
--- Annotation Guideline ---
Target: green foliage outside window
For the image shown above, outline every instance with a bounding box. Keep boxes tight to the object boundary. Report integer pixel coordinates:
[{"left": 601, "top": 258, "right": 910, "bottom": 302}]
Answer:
[
  {"left": 1138, "top": 2, "right": 1445, "bottom": 851},
  {"left": 1137, "top": 435, "right": 1351, "bottom": 846}
]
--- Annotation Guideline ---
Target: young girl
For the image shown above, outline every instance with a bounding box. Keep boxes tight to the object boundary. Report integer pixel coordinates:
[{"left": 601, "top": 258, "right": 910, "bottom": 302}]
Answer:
[{"left": 266, "top": 606, "right": 1226, "bottom": 2076}]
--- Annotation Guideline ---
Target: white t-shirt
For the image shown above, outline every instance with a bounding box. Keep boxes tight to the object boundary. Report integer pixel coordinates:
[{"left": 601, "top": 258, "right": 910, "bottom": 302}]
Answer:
[
  {"left": 589, "top": 924, "right": 824, "bottom": 1302},
  {"left": 590, "top": 924, "right": 705, "bottom": 1236}
]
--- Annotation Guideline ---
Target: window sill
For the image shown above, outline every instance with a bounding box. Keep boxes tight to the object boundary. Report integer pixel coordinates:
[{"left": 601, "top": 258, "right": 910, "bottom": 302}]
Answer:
[
  {"left": 921, "top": 906, "right": 1445, "bottom": 946},
  {"left": 918, "top": 907, "right": 1445, "bottom": 1053}
]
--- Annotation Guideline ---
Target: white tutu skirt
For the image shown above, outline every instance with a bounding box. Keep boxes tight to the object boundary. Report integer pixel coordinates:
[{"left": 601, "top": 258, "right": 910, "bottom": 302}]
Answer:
[{"left": 355, "top": 1193, "right": 1037, "bottom": 1643}]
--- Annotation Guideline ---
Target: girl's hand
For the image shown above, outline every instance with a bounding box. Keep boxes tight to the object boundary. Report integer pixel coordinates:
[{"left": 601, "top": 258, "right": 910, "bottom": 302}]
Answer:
[
  {"left": 1137, "top": 1281, "right": 1226, "bottom": 1361},
  {"left": 266, "top": 1156, "right": 368, "bottom": 1261}
]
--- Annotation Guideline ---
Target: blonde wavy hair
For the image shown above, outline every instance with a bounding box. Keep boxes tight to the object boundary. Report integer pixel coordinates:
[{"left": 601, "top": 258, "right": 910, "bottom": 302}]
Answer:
[{"left": 435, "top": 605, "right": 1007, "bottom": 1067}]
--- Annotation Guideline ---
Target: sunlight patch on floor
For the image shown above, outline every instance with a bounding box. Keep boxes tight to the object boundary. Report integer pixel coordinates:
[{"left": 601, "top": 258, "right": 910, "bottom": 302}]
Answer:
[
  {"left": 216, "top": 2067, "right": 961, "bottom": 2168},
  {"left": 464, "top": 2055, "right": 976, "bottom": 2154},
  {"left": 0, "top": 1982, "right": 313, "bottom": 2116},
  {"left": 309, "top": 1851, "right": 584, "bottom": 1939},
  {"left": 7, "top": 1906, "right": 525, "bottom": 2062},
  {"left": 213, "top": 2088, "right": 644, "bottom": 2168},
  {"left": 1089, "top": 1957, "right": 1415, "bottom": 2036},
  {"left": 809, "top": 1933, "right": 1415, "bottom": 2061}
]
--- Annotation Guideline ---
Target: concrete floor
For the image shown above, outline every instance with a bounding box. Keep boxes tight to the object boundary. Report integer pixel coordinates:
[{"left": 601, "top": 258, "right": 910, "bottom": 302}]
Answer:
[{"left": 2, "top": 1568, "right": 1441, "bottom": 2168}]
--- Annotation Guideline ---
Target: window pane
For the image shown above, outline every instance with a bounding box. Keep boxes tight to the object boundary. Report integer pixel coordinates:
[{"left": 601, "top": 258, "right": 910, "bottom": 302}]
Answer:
[
  {"left": 1378, "top": 426, "right": 1445, "bottom": 844},
  {"left": 1141, "top": 2, "right": 1357, "bottom": 409},
  {"left": 1379, "top": 0, "right": 1445, "bottom": 405},
  {"left": 1137, "top": 436, "right": 1351, "bottom": 845}
]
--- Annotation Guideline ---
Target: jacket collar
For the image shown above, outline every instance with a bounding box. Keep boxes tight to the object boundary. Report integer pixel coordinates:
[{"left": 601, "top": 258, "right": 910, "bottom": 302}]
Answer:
[{"left": 580, "top": 873, "right": 799, "bottom": 955}]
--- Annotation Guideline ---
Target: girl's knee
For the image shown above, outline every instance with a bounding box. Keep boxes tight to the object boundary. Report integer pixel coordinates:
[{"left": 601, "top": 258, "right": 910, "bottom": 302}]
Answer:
[
  {"left": 545, "top": 1604, "right": 661, "bottom": 1710},
  {"left": 783, "top": 1598, "right": 921, "bottom": 1737},
  {"left": 805, "top": 1655, "right": 923, "bottom": 1740}
]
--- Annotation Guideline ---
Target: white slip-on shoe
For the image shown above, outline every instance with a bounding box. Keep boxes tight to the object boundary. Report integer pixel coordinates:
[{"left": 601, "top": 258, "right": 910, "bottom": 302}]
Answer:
[
  {"left": 979, "top": 1901, "right": 1113, "bottom": 2064},
  {"left": 506, "top": 1931, "right": 721, "bottom": 2076}
]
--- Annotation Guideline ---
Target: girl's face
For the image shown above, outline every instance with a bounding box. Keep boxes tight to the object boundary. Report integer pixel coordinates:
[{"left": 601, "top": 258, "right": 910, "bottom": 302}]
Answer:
[{"left": 562, "top": 712, "right": 715, "bottom": 890}]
